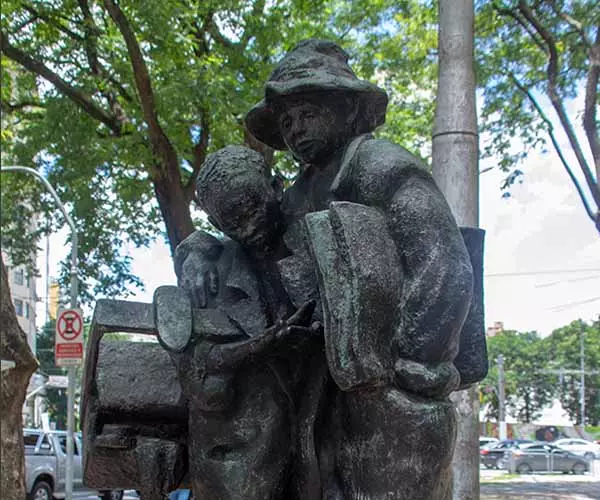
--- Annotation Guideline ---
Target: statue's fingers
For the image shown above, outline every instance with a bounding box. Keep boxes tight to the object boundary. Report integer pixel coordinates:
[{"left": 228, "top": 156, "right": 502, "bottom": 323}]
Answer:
[{"left": 287, "top": 300, "right": 316, "bottom": 326}]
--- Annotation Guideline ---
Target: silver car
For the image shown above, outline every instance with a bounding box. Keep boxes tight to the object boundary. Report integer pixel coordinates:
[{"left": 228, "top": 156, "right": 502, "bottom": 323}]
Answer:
[
  {"left": 553, "top": 438, "right": 600, "bottom": 461},
  {"left": 508, "top": 442, "right": 589, "bottom": 475},
  {"left": 24, "top": 429, "right": 123, "bottom": 500}
]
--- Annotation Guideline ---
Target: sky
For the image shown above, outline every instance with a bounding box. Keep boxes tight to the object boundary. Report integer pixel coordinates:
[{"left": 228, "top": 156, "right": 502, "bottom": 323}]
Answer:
[{"left": 479, "top": 150, "right": 599, "bottom": 336}]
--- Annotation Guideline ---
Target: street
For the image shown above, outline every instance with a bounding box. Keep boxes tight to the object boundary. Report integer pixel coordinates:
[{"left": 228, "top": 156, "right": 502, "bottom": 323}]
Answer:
[
  {"left": 481, "top": 465, "right": 600, "bottom": 500},
  {"left": 482, "top": 479, "right": 600, "bottom": 499}
]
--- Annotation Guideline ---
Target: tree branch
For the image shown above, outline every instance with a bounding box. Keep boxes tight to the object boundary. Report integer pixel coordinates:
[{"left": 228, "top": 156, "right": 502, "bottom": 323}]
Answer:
[
  {"left": 493, "top": 2, "right": 546, "bottom": 53},
  {"left": 22, "top": 4, "right": 83, "bottom": 42},
  {"left": 78, "top": 0, "right": 132, "bottom": 128},
  {"left": 510, "top": 73, "right": 598, "bottom": 232},
  {"left": 0, "top": 31, "right": 122, "bottom": 135},
  {"left": 13, "top": 15, "right": 39, "bottom": 33},
  {"left": 78, "top": 0, "right": 101, "bottom": 75},
  {"left": 184, "top": 111, "right": 210, "bottom": 199},
  {"left": 1, "top": 99, "right": 43, "bottom": 111},
  {"left": 102, "top": 0, "right": 178, "bottom": 172},
  {"left": 205, "top": 15, "right": 238, "bottom": 50},
  {"left": 518, "top": 1, "right": 558, "bottom": 76},
  {"left": 548, "top": 0, "right": 592, "bottom": 48},
  {"left": 583, "top": 27, "right": 600, "bottom": 182},
  {"left": 518, "top": 0, "right": 600, "bottom": 209}
]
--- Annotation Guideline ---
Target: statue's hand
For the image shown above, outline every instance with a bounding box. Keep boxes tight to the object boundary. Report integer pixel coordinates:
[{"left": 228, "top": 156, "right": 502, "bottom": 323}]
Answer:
[
  {"left": 394, "top": 359, "right": 460, "bottom": 399},
  {"left": 285, "top": 300, "right": 316, "bottom": 327},
  {"left": 179, "top": 261, "right": 219, "bottom": 308},
  {"left": 275, "top": 321, "right": 323, "bottom": 347}
]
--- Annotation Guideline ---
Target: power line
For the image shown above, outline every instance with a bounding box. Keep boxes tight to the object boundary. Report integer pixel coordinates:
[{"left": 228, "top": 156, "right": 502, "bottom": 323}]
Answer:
[
  {"left": 486, "top": 268, "right": 600, "bottom": 278},
  {"left": 535, "top": 275, "right": 600, "bottom": 288},
  {"left": 547, "top": 296, "right": 600, "bottom": 312}
]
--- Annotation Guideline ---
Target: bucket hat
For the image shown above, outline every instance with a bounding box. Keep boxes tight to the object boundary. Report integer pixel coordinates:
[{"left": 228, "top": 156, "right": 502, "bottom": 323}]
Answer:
[{"left": 245, "top": 39, "right": 388, "bottom": 150}]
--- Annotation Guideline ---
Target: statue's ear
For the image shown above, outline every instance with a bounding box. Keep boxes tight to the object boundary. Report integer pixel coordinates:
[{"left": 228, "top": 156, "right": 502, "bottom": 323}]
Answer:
[{"left": 271, "top": 173, "right": 284, "bottom": 203}]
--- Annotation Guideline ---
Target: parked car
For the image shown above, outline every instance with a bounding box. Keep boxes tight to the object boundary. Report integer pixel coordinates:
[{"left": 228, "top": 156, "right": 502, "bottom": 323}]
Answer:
[
  {"left": 553, "top": 438, "right": 600, "bottom": 461},
  {"left": 479, "top": 439, "right": 534, "bottom": 469},
  {"left": 508, "top": 442, "right": 589, "bottom": 474},
  {"left": 24, "top": 428, "right": 123, "bottom": 500},
  {"left": 479, "top": 436, "right": 499, "bottom": 449}
]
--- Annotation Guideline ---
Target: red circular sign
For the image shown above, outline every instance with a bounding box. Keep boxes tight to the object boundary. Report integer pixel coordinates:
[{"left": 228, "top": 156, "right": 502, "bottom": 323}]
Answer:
[{"left": 57, "top": 310, "right": 83, "bottom": 341}]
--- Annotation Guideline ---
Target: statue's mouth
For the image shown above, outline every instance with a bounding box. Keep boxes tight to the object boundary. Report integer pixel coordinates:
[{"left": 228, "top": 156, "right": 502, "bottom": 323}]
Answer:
[{"left": 294, "top": 139, "right": 318, "bottom": 154}]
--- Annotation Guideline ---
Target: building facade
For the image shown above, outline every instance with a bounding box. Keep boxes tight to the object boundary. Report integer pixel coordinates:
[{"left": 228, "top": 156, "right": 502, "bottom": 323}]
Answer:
[{"left": 2, "top": 253, "right": 37, "bottom": 353}]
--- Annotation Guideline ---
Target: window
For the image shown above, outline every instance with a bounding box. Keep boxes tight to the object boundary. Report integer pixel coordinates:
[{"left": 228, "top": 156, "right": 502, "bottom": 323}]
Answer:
[
  {"left": 14, "top": 299, "right": 24, "bottom": 317},
  {"left": 14, "top": 269, "right": 24, "bottom": 286},
  {"left": 25, "top": 302, "right": 30, "bottom": 319},
  {"left": 23, "top": 434, "right": 40, "bottom": 447},
  {"left": 57, "top": 435, "right": 79, "bottom": 455},
  {"left": 25, "top": 273, "right": 31, "bottom": 288}
]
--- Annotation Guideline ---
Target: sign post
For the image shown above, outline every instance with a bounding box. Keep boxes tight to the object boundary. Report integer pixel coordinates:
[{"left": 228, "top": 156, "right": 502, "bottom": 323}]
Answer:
[{"left": 55, "top": 308, "right": 84, "bottom": 366}]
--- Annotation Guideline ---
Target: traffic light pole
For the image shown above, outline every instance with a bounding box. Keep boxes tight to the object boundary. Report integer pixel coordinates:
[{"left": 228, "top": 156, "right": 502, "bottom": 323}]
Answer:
[{"left": 1, "top": 166, "right": 78, "bottom": 500}]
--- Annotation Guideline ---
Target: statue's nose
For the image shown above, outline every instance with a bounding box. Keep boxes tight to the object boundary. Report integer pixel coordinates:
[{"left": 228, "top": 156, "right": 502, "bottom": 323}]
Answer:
[{"left": 289, "top": 117, "right": 307, "bottom": 142}]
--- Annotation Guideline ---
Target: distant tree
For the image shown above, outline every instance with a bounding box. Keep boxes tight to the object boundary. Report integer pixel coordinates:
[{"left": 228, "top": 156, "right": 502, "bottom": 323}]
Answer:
[
  {"left": 481, "top": 330, "right": 556, "bottom": 423},
  {"left": 36, "top": 320, "right": 68, "bottom": 429},
  {"left": 544, "top": 318, "right": 600, "bottom": 425}
]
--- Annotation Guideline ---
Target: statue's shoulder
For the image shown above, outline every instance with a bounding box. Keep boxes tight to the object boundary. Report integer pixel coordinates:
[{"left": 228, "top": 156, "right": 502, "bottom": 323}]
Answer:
[
  {"left": 333, "top": 136, "right": 431, "bottom": 206},
  {"left": 355, "top": 137, "right": 427, "bottom": 175}
]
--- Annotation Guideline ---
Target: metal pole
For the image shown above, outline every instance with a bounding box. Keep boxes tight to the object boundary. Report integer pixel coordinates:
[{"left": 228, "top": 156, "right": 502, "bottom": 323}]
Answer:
[
  {"left": 45, "top": 223, "right": 50, "bottom": 323},
  {"left": 580, "top": 328, "right": 585, "bottom": 427},
  {"left": 0, "top": 166, "right": 78, "bottom": 500},
  {"left": 498, "top": 355, "right": 507, "bottom": 440},
  {"left": 432, "top": 2, "right": 479, "bottom": 498}
]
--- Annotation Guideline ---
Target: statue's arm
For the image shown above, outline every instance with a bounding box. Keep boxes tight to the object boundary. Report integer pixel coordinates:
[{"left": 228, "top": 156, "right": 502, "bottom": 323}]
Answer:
[
  {"left": 204, "top": 301, "right": 319, "bottom": 371},
  {"left": 336, "top": 139, "right": 473, "bottom": 365},
  {"left": 203, "top": 328, "right": 278, "bottom": 371},
  {"left": 382, "top": 161, "right": 473, "bottom": 364}
]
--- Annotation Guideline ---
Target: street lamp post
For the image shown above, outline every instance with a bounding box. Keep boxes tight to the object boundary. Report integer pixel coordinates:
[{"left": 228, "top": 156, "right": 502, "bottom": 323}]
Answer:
[{"left": 1, "top": 166, "right": 78, "bottom": 500}]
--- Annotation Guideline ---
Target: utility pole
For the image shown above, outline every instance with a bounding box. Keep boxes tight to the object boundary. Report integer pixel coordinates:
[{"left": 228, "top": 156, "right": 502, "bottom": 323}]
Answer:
[
  {"left": 497, "top": 355, "right": 506, "bottom": 440},
  {"left": 432, "top": 2, "right": 479, "bottom": 499},
  {"left": 539, "top": 364, "right": 598, "bottom": 428},
  {"left": 580, "top": 327, "right": 585, "bottom": 427}
]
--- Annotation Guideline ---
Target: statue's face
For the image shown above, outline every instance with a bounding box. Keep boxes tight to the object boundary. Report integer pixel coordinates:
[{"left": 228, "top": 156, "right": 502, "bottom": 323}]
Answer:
[
  {"left": 278, "top": 94, "right": 353, "bottom": 166},
  {"left": 208, "top": 175, "right": 281, "bottom": 252}
]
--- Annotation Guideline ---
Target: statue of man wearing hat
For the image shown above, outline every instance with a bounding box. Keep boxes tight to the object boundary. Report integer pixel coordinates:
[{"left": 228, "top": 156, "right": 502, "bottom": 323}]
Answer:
[{"left": 246, "top": 39, "right": 476, "bottom": 499}]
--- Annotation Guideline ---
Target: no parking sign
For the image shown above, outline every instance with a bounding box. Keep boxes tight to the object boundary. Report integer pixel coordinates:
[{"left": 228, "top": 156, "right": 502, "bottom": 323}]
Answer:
[{"left": 55, "top": 307, "right": 84, "bottom": 367}]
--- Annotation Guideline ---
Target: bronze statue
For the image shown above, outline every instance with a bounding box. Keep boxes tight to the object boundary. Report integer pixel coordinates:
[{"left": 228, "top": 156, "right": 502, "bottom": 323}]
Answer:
[
  {"left": 244, "top": 38, "right": 478, "bottom": 500},
  {"left": 81, "top": 39, "right": 487, "bottom": 500}
]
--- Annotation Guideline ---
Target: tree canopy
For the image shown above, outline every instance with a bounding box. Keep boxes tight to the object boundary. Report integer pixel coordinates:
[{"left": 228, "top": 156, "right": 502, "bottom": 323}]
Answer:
[
  {"left": 1, "top": 0, "right": 436, "bottom": 302},
  {"left": 480, "top": 318, "right": 600, "bottom": 426},
  {"left": 481, "top": 329, "right": 555, "bottom": 423},
  {"left": 545, "top": 318, "right": 600, "bottom": 425}
]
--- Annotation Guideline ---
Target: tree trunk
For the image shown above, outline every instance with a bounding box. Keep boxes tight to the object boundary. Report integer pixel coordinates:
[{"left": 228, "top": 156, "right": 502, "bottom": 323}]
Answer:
[
  {"left": 153, "top": 162, "right": 196, "bottom": 256},
  {"left": 0, "top": 254, "right": 39, "bottom": 500},
  {"left": 432, "top": 2, "right": 480, "bottom": 500}
]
